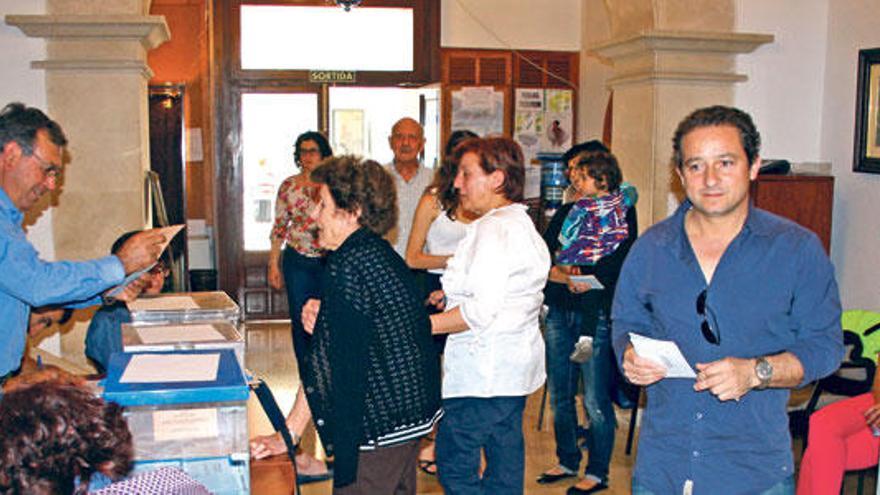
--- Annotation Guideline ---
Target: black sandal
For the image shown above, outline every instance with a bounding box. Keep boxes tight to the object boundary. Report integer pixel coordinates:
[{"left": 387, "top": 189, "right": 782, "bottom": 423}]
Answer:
[{"left": 418, "top": 459, "right": 437, "bottom": 476}]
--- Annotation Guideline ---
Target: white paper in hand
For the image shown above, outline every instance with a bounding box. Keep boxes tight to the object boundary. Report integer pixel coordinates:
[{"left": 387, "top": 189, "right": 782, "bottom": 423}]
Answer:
[
  {"left": 568, "top": 274, "right": 604, "bottom": 290},
  {"left": 629, "top": 332, "right": 696, "bottom": 379}
]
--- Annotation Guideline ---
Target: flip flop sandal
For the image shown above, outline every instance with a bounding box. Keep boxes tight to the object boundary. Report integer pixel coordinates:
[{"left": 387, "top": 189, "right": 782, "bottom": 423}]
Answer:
[{"left": 418, "top": 459, "right": 437, "bottom": 476}]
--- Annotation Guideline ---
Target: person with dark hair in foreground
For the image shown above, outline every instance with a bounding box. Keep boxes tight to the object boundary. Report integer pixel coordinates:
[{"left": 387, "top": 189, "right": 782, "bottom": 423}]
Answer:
[
  {"left": 284, "top": 156, "right": 441, "bottom": 494},
  {"left": 1, "top": 369, "right": 212, "bottom": 494},
  {"left": 612, "top": 105, "right": 843, "bottom": 494},
  {"left": 0, "top": 378, "right": 133, "bottom": 494},
  {"left": 430, "top": 136, "right": 550, "bottom": 494}
]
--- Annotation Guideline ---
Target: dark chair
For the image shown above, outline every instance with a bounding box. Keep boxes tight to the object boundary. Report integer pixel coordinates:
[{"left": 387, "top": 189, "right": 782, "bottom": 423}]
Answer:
[
  {"left": 799, "top": 330, "right": 877, "bottom": 443},
  {"left": 625, "top": 387, "right": 641, "bottom": 455}
]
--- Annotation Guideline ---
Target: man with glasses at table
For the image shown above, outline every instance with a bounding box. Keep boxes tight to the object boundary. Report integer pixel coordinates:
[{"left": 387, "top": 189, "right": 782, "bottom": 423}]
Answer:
[
  {"left": 0, "top": 102, "right": 163, "bottom": 386},
  {"left": 611, "top": 105, "right": 843, "bottom": 495}
]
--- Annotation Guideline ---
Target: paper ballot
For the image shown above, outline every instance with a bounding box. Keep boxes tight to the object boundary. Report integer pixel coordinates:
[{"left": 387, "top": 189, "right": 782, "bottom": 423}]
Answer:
[
  {"left": 119, "top": 353, "right": 220, "bottom": 383},
  {"left": 568, "top": 275, "right": 604, "bottom": 290},
  {"left": 128, "top": 295, "right": 199, "bottom": 312},
  {"left": 629, "top": 333, "right": 696, "bottom": 379},
  {"left": 135, "top": 324, "right": 225, "bottom": 344}
]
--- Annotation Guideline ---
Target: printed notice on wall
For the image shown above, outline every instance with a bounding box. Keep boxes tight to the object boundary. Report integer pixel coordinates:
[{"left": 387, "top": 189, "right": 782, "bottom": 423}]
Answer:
[
  {"left": 515, "top": 88, "right": 544, "bottom": 198},
  {"left": 450, "top": 86, "right": 505, "bottom": 137},
  {"left": 541, "top": 89, "right": 573, "bottom": 153},
  {"left": 153, "top": 407, "right": 219, "bottom": 442},
  {"left": 514, "top": 88, "right": 574, "bottom": 167}
]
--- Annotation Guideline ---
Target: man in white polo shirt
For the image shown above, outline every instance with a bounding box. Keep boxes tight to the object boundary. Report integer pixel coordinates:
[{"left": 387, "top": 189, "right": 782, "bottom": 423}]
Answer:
[{"left": 385, "top": 117, "right": 433, "bottom": 258}]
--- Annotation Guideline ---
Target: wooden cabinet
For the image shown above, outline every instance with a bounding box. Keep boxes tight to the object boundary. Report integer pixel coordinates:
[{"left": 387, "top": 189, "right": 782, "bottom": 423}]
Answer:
[{"left": 750, "top": 174, "right": 834, "bottom": 253}]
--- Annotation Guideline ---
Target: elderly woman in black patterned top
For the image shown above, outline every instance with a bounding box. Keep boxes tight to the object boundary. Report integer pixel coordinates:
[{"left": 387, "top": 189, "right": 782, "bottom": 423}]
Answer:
[
  {"left": 252, "top": 131, "right": 333, "bottom": 480},
  {"left": 286, "top": 156, "right": 442, "bottom": 494}
]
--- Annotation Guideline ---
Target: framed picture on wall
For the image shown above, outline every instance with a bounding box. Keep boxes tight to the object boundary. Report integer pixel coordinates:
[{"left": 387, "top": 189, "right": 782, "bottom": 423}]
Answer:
[
  {"left": 332, "top": 109, "right": 365, "bottom": 156},
  {"left": 853, "top": 48, "right": 880, "bottom": 174}
]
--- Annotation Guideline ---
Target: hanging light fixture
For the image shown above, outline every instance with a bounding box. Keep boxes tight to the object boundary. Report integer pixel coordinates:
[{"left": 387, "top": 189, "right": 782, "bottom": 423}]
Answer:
[{"left": 335, "top": 0, "right": 363, "bottom": 11}]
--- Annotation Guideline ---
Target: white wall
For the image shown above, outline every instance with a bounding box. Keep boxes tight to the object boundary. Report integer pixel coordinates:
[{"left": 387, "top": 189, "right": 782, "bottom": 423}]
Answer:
[
  {"left": 734, "top": 0, "right": 828, "bottom": 161},
  {"left": 441, "top": 0, "right": 581, "bottom": 50},
  {"left": 1, "top": 0, "right": 54, "bottom": 260},
  {"left": 821, "top": 1, "right": 880, "bottom": 310},
  {"left": 734, "top": 0, "right": 880, "bottom": 310},
  {"left": 578, "top": 0, "right": 612, "bottom": 143}
]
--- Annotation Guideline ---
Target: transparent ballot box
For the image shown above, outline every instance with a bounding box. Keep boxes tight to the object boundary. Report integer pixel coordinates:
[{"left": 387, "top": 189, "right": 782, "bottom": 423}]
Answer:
[
  {"left": 121, "top": 320, "right": 245, "bottom": 367},
  {"left": 127, "top": 291, "right": 241, "bottom": 325},
  {"left": 103, "top": 349, "right": 250, "bottom": 495}
]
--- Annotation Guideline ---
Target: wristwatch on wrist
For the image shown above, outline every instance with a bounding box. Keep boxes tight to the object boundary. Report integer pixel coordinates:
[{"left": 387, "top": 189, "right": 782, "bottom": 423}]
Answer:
[{"left": 755, "top": 357, "right": 773, "bottom": 390}]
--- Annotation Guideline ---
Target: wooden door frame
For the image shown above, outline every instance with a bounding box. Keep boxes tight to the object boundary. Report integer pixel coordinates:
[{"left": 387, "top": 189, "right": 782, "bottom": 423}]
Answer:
[
  {"left": 211, "top": 0, "right": 439, "bottom": 317},
  {"left": 215, "top": 82, "right": 325, "bottom": 318}
]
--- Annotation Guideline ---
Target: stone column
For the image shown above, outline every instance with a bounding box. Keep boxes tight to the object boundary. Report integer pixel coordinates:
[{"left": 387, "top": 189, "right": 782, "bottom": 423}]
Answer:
[
  {"left": 6, "top": 0, "right": 169, "bottom": 261},
  {"left": 586, "top": 1, "right": 772, "bottom": 227},
  {"left": 5, "top": 1, "right": 168, "bottom": 370}
]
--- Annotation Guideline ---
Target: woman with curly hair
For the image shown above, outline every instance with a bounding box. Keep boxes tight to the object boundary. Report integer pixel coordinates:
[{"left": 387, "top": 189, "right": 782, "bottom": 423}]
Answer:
[
  {"left": 252, "top": 132, "right": 334, "bottom": 481},
  {"left": 0, "top": 378, "right": 133, "bottom": 494},
  {"left": 274, "top": 156, "right": 442, "bottom": 494}
]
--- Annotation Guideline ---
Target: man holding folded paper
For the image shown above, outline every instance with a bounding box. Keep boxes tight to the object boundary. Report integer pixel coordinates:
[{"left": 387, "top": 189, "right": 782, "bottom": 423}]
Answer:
[
  {"left": 611, "top": 106, "right": 843, "bottom": 495},
  {"left": 0, "top": 102, "right": 165, "bottom": 385}
]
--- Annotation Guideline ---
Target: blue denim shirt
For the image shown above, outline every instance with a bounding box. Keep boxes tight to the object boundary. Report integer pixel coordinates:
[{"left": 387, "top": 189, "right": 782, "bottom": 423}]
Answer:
[
  {"left": 85, "top": 302, "right": 131, "bottom": 372},
  {"left": 0, "top": 188, "right": 124, "bottom": 376},
  {"left": 612, "top": 200, "right": 843, "bottom": 495}
]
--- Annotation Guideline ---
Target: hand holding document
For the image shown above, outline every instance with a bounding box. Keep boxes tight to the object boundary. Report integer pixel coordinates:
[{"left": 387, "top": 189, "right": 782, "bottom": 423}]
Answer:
[
  {"left": 568, "top": 274, "right": 604, "bottom": 290},
  {"left": 629, "top": 332, "right": 696, "bottom": 379},
  {"left": 105, "top": 225, "right": 184, "bottom": 299}
]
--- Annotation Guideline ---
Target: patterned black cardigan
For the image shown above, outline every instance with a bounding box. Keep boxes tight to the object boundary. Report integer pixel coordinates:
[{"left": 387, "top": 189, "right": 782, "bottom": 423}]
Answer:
[{"left": 301, "top": 227, "right": 442, "bottom": 487}]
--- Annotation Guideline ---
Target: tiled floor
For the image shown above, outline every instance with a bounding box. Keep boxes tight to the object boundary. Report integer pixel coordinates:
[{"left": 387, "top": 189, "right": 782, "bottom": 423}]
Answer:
[{"left": 245, "top": 322, "right": 876, "bottom": 494}]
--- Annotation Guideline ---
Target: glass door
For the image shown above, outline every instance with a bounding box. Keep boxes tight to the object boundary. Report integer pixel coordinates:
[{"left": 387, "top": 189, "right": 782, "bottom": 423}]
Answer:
[
  {"left": 214, "top": 0, "right": 441, "bottom": 321},
  {"left": 328, "top": 86, "right": 441, "bottom": 167},
  {"left": 238, "top": 89, "right": 321, "bottom": 319}
]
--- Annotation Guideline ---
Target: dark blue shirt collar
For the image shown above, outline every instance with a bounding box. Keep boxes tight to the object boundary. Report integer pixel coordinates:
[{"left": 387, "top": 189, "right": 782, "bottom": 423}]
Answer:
[{"left": 662, "top": 198, "right": 778, "bottom": 261}]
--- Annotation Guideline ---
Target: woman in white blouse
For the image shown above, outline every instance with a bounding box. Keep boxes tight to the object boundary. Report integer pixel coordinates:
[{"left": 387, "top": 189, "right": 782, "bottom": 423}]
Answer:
[{"left": 430, "top": 136, "right": 550, "bottom": 494}]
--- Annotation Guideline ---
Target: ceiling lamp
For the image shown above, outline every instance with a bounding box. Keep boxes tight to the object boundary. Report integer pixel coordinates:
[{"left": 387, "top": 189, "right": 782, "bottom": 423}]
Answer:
[{"left": 335, "top": 0, "right": 363, "bottom": 11}]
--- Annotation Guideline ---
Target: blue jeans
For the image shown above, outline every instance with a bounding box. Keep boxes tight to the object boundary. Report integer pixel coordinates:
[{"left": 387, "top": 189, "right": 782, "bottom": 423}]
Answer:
[
  {"left": 632, "top": 475, "right": 794, "bottom": 495},
  {"left": 436, "top": 396, "right": 527, "bottom": 495},
  {"left": 282, "top": 248, "right": 323, "bottom": 366},
  {"left": 544, "top": 307, "right": 616, "bottom": 483}
]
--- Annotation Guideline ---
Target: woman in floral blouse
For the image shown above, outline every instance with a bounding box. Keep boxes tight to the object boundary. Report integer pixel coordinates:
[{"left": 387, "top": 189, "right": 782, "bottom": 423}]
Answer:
[{"left": 269, "top": 131, "right": 333, "bottom": 361}]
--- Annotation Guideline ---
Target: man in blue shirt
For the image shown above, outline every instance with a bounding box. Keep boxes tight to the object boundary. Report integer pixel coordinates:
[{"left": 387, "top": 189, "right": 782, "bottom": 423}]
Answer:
[
  {"left": 612, "top": 105, "right": 843, "bottom": 495},
  {"left": 0, "top": 102, "right": 164, "bottom": 383}
]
